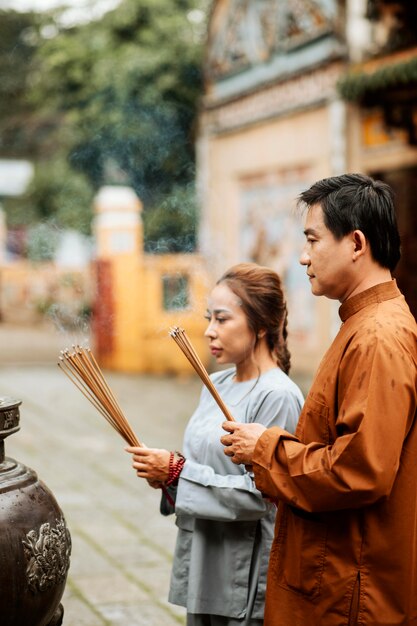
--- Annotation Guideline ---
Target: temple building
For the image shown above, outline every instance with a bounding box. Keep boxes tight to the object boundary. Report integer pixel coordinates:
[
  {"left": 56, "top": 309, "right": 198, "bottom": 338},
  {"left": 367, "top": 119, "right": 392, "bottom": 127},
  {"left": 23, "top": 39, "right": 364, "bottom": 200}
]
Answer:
[
  {"left": 197, "top": 0, "right": 417, "bottom": 378},
  {"left": 339, "top": 0, "right": 417, "bottom": 321}
]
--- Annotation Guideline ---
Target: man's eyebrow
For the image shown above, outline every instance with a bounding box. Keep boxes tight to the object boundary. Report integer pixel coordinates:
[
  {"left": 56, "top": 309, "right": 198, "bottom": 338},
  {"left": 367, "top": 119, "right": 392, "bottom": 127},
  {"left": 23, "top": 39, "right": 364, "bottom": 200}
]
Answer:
[{"left": 303, "top": 227, "right": 319, "bottom": 236}]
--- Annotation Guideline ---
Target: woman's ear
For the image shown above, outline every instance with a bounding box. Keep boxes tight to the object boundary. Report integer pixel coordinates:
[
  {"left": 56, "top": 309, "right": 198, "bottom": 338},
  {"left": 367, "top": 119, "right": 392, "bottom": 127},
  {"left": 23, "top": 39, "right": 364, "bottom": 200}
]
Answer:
[{"left": 257, "top": 330, "right": 266, "bottom": 339}]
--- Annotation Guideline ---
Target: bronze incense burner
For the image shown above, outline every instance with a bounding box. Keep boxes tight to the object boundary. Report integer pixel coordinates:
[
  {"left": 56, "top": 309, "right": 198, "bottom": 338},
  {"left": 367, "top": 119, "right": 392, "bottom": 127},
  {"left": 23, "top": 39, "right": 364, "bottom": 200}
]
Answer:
[{"left": 0, "top": 397, "right": 71, "bottom": 626}]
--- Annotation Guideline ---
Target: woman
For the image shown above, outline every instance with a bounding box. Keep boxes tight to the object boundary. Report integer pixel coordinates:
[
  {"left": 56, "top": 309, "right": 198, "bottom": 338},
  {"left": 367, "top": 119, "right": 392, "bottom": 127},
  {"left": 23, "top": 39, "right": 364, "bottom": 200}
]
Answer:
[{"left": 126, "top": 263, "right": 304, "bottom": 626}]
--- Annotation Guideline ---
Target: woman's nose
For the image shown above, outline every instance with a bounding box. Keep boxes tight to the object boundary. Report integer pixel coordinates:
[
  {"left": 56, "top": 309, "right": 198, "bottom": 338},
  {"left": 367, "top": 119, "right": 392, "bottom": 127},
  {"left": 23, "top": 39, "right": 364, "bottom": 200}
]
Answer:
[{"left": 204, "top": 321, "right": 216, "bottom": 338}]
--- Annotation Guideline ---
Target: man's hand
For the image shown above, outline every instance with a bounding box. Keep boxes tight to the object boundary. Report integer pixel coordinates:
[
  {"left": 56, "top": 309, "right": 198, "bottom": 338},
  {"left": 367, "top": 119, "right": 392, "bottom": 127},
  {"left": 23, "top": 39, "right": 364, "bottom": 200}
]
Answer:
[{"left": 220, "top": 421, "right": 266, "bottom": 465}]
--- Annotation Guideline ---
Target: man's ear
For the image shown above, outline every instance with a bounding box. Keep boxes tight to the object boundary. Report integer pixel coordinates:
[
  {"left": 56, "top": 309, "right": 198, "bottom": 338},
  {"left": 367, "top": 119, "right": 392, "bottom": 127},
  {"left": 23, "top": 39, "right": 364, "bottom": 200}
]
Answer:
[{"left": 352, "top": 230, "right": 367, "bottom": 260}]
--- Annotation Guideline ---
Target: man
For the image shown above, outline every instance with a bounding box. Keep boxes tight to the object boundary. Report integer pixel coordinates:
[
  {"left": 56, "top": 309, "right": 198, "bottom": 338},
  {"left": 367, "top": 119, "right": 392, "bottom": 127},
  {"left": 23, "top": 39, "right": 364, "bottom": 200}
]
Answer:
[{"left": 221, "top": 173, "right": 417, "bottom": 626}]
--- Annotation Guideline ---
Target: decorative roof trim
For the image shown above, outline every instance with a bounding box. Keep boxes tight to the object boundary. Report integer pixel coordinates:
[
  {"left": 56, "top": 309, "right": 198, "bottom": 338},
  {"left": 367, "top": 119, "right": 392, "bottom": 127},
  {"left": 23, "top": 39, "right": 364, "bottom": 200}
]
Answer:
[{"left": 201, "top": 61, "right": 343, "bottom": 135}]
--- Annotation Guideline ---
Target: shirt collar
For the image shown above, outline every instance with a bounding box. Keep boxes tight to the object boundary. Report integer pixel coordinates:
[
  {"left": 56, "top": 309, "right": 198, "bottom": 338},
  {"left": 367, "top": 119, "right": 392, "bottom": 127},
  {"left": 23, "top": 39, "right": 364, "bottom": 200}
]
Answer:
[{"left": 339, "top": 280, "right": 400, "bottom": 322}]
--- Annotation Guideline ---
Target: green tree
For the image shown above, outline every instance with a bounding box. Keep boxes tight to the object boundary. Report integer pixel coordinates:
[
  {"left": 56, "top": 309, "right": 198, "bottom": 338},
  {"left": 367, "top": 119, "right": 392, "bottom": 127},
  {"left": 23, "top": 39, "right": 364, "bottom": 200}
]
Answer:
[
  {"left": 32, "top": 0, "right": 206, "bottom": 247},
  {"left": 0, "top": 9, "right": 45, "bottom": 157},
  {"left": 1, "top": 1, "right": 207, "bottom": 249},
  {"left": 11, "top": 158, "right": 94, "bottom": 235},
  {"left": 0, "top": 8, "right": 96, "bottom": 235}
]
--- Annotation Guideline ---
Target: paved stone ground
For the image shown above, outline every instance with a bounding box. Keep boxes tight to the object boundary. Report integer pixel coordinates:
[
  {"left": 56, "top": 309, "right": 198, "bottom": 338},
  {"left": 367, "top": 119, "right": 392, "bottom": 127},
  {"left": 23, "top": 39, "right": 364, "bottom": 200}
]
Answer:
[{"left": 0, "top": 322, "right": 202, "bottom": 626}]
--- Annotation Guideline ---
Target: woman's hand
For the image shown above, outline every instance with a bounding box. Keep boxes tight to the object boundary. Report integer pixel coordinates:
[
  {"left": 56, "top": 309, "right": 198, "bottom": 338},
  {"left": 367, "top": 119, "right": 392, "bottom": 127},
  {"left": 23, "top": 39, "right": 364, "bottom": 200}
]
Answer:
[{"left": 125, "top": 446, "right": 171, "bottom": 483}]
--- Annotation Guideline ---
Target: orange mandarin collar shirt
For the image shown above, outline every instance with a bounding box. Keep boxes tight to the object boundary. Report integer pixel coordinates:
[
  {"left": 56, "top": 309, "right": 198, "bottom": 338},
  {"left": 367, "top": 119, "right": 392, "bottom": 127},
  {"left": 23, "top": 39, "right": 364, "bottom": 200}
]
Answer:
[{"left": 253, "top": 280, "right": 417, "bottom": 626}]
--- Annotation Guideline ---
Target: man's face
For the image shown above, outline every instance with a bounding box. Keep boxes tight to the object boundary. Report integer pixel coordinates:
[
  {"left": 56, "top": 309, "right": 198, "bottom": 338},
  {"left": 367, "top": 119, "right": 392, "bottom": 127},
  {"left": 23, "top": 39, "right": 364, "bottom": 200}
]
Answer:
[{"left": 299, "top": 204, "right": 355, "bottom": 302}]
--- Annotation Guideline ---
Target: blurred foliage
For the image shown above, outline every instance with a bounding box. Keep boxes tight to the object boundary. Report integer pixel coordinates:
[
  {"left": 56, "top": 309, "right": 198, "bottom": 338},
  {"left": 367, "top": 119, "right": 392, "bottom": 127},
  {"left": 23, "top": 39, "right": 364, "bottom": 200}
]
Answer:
[
  {"left": 0, "top": 0, "right": 208, "bottom": 250},
  {"left": 143, "top": 182, "right": 197, "bottom": 252},
  {"left": 24, "top": 159, "right": 94, "bottom": 234},
  {"left": 5, "top": 158, "right": 94, "bottom": 234},
  {"left": 338, "top": 56, "right": 417, "bottom": 102},
  {"left": 26, "top": 222, "right": 59, "bottom": 261},
  {"left": 0, "top": 9, "right": 45, "bottom": 157}
]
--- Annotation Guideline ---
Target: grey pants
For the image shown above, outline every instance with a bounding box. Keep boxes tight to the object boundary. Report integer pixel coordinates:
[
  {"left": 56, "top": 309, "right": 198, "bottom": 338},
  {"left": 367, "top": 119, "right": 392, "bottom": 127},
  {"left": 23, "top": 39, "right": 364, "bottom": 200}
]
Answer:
[{"left": 187, "top": 614, "right": 263, "bottom": 626}]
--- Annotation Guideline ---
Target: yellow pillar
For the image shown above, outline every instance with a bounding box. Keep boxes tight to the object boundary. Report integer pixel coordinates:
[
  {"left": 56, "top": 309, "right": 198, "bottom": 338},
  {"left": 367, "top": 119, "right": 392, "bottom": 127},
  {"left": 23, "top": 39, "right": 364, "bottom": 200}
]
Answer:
[{"left": 93, "top": 185, "right": 145, "bottom": 372}]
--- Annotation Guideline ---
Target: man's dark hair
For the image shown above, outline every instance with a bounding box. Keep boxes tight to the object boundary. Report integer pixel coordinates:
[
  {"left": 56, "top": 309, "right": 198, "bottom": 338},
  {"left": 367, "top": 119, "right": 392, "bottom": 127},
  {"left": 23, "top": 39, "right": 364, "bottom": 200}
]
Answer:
[{"left": 298, "top": 173, "right": 401, "bottom": 271}]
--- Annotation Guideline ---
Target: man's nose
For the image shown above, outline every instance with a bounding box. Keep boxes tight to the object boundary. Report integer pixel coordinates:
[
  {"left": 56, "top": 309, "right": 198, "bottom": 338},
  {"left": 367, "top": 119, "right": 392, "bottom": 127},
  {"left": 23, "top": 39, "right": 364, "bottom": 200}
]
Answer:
[{"left": 299, "top": 247, "right": 310, "bottom": 266}]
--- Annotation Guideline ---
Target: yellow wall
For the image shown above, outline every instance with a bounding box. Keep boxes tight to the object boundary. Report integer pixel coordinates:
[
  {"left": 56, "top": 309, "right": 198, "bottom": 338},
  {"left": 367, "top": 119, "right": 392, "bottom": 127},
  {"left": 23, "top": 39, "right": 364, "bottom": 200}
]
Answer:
[{"left": 141, "top": 254, "right": 209, "bottom": 375}]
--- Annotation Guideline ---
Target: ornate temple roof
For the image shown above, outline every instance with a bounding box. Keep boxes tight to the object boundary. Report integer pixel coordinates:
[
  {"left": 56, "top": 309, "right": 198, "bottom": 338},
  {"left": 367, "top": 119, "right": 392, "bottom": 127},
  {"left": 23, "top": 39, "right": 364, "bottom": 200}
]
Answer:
[{"left": 204, "top": 0, "right": 346, "bottom": 104}]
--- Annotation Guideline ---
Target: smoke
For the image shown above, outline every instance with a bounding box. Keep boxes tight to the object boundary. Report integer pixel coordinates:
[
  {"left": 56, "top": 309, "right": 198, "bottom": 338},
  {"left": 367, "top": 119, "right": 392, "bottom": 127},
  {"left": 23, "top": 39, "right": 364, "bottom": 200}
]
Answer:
[
  {"left": 46, "top": 302, "right": 92, "bottom": 348},
  {"left": 143, "top": 179, "right": 198, "bottom": 254}
]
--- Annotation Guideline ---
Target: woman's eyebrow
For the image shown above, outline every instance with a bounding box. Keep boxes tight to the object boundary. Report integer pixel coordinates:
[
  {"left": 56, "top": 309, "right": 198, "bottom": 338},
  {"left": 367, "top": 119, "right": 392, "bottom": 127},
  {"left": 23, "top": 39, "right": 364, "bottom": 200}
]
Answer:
[{"left": 206, "top": 308, "right": 232, "bottom": 315}]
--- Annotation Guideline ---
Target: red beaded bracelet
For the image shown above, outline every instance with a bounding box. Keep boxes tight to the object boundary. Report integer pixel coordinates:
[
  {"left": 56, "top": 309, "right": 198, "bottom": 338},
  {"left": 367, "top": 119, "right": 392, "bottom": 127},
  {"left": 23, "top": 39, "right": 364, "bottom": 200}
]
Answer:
[{"left": 166, "top": 451, "right": 185, "bottom": 486}]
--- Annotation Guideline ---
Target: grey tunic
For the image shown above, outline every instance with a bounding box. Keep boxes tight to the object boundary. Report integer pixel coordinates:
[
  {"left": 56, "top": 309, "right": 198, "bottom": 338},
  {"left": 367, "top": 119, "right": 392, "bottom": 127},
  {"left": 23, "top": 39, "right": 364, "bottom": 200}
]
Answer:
[{"left": 163, "top": 367, "right": 303, "bottom": 620}]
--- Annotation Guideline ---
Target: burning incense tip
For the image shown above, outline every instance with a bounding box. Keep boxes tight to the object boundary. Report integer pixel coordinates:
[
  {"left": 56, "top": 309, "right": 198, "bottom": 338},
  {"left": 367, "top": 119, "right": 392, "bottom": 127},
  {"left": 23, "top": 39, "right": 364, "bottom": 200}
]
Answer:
[{"left": 58, "top": 346, "right": 142, "bottom": 447}]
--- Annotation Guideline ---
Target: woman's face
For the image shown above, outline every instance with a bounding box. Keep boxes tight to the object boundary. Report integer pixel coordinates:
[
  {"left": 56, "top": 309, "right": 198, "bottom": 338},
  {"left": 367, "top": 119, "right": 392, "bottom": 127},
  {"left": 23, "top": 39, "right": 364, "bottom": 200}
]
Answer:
[{"left": 204, "top": 282, "right": 256, "bottom": 367}]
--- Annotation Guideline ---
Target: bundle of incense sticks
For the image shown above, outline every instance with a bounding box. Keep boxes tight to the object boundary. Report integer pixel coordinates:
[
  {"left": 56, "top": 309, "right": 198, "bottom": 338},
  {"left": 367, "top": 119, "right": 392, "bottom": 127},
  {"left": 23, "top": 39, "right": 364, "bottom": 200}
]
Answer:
[
  {"left": 169, "top": 326, "right": 235, "bottom": 422},
  {"left": 58, "top": 346, "right": 141, "bottom": 447}
]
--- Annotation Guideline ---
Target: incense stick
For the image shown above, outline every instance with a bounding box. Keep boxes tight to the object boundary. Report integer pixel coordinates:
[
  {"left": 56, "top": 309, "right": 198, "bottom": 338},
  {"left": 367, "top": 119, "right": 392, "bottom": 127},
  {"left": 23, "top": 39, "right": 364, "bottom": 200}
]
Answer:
[
  {"left": 169, "top": 326, "right": 235, "bottom": 421},
  {"left": 59, "top": 346, "right": 177, "bottom": 506},
  {"left": 58, "top": 346, "right": 142, "bottom": 447}
]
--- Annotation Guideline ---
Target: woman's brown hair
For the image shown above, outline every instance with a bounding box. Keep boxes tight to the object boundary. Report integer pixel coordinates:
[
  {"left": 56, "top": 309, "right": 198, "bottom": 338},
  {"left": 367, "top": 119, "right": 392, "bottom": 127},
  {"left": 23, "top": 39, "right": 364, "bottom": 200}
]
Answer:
[{"left": 217, "top": 263, "right": 291, "bottom": 374}]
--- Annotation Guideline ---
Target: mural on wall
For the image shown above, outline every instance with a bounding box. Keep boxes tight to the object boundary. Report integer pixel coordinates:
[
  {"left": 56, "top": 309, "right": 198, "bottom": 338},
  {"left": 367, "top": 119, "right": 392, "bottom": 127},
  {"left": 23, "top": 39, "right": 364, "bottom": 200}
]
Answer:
[
  {"left": 239, "top": 167, "right": 318, "bottom": 348},
  {"left": 207, "top": 0, "right": 338, "bottom": 81}
]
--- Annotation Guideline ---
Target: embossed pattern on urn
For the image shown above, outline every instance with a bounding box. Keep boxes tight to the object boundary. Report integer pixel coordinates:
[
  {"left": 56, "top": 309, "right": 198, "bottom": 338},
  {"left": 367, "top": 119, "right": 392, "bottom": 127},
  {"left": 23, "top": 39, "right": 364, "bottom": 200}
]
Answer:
[{"left": 0, "top": 397, "right": 71, "bottom": 626}]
